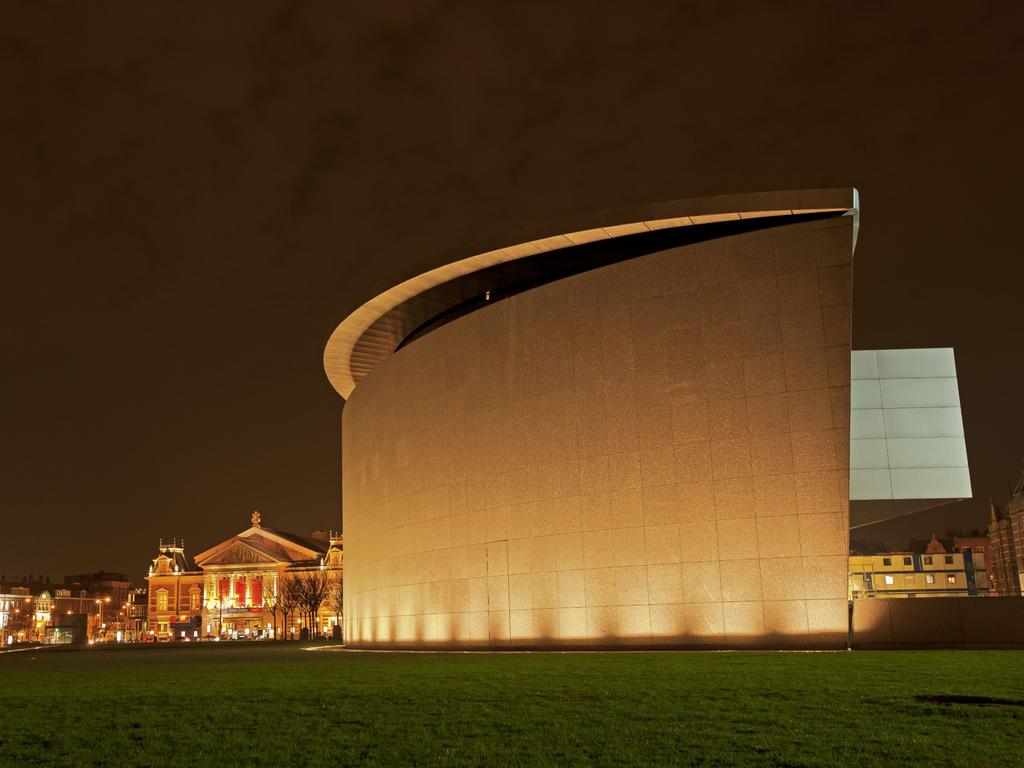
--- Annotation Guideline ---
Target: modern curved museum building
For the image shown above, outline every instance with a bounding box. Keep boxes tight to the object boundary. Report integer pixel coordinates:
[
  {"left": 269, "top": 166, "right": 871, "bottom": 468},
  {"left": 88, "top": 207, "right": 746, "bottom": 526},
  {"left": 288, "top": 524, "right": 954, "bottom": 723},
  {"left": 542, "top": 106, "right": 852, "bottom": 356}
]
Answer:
[{"left": 324, "top": 188, "right": 971, "bottom": 649}]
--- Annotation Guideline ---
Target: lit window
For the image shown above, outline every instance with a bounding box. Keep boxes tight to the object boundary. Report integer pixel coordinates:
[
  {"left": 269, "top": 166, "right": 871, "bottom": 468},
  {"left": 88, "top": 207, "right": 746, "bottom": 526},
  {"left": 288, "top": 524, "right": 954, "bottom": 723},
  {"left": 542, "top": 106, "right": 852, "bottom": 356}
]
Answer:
[
  {"left": 946, "top": 575, "right": 956, "bottom": 585},
  {"left": 926, "top": 575, "right": 935, "bottom": 584},
  {"left": 156, "top": 590, "right": 168, "bottom": 611},
  {"left": 884, "top": 575, "right": 894, "bottom": 585}
]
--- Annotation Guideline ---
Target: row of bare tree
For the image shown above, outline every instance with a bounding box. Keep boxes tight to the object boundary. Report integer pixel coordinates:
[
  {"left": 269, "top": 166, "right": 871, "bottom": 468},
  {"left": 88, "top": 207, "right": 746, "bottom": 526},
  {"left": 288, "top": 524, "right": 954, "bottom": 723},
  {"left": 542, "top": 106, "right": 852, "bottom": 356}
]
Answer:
[{"left": 263, "top": 570, "right": 342, "bottom": 640}]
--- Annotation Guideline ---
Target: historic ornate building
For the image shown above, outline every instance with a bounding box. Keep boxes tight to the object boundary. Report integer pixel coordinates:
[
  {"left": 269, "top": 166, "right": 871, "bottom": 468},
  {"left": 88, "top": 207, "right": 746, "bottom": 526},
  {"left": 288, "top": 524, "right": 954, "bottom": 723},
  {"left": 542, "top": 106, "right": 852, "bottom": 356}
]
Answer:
[
  {"left": 146, "top": 539, "right": 203, "bottom": 640},
  {"left": 146, "top": 512, "right": 343, "bottom": 641},
  {"left": 989, "top": 470, "right": 1024, "bottom": 596}
]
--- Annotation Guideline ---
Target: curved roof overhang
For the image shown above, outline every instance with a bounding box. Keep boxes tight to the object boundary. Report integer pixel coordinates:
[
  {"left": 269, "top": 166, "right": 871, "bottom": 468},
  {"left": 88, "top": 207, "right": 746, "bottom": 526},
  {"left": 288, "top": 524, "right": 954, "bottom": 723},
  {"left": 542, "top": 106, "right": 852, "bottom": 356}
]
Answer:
[{"left": 324, "top": 188, "right": 859, "bottom": 400}]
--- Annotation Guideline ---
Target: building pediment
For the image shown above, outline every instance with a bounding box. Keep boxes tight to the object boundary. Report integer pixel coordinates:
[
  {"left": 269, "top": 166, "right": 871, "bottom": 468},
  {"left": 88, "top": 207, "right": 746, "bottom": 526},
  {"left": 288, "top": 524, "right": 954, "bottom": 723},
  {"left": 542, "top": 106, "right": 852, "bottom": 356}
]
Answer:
[
  {"left": 196, "top": 540, "right": 285, "bottom": 568},
  {"left": 242, "top": 528, "right": 324, "bottom": 560},
  {"left": 192, "top": 517, "right": 327, "bottom": 566}
]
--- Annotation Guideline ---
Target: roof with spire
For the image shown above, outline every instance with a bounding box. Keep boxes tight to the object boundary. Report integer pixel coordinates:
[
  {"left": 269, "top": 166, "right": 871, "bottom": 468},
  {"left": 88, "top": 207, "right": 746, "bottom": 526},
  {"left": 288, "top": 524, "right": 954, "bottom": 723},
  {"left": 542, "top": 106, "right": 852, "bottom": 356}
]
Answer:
[
  {"left": 924, "top": 533, "right": 947, "bottom": 554},
  {"left": 990, "top": 498, "right": 1006, "bottom": 523},
  {"left": 149, "top": 513, "right": 341, "bottom": 577},
  {"left": 192, "top": 512, "right": 331, "bottom": 569},
  {"left": 1009, "top": 464, "right": 1024, "bottom": 515},
  {"left": 150, "top": 539, "right": 195, "bottom": 574}
]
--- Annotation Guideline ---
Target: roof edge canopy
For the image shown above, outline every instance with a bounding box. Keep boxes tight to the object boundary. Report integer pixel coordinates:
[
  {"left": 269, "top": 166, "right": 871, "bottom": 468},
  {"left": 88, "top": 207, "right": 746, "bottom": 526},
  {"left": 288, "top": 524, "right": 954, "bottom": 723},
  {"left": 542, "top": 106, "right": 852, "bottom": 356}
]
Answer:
[{"left": 324, "top": 187, "right": 859, "bottom": 400}]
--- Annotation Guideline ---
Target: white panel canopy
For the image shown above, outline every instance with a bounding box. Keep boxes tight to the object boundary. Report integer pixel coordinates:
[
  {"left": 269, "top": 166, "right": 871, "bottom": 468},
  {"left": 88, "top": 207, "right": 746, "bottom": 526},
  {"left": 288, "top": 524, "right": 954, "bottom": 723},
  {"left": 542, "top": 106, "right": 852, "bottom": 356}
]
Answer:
[{"left": 849, "top": 349, "right": 971, "bottom": 501}]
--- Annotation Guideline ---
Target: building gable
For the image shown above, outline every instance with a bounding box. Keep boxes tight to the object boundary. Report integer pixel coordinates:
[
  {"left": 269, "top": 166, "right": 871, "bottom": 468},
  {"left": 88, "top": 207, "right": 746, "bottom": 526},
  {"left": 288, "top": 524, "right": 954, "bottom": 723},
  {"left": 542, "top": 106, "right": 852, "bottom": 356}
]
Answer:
[
  {"left": 241, "top": 529, "right": 323, "bottom": 562},
  {"left": 192, "top": 523, "right": 325, "bottom": 567},
  {"left": 196, "top": 540, "right": 285, "bottom": 569}
]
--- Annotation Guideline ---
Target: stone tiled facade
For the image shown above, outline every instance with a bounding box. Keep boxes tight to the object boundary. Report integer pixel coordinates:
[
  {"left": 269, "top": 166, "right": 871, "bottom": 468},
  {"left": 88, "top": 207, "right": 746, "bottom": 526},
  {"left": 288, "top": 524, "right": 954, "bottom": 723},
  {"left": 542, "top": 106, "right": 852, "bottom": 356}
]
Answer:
[
  {"left": 343, "top": 216, "right": 853, "bottom": 648},
  {"left": 989, "top": 473, "right": 1024, "bottom": 596}
]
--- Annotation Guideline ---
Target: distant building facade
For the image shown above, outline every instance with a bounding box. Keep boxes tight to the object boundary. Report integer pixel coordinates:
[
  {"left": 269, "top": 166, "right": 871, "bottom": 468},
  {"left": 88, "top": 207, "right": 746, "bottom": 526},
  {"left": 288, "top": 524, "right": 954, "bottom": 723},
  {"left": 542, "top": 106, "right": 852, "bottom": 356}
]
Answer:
[
  {"left": 0, "top": 577, "right": 116, "bottom": 645},
  {"left": 952, "top": 535, "right": 994, "bottom": 593},
  {"left": 125, "top": 588, "right": 148, "bottom": 643},
  {"left": 989, "top": 471, "right": 1024, "bottom": 596},
  {"left": 849, "top": 534, "right": 990, "bottom": 599},
  {"left": 64, "top": 571, "right": 132, "bottom": 608},
  {"left": 146, "top": 540, "right": 203, "bottom": 640},
  {"left": 146, "top": 512, "right": 343, "bottom": 641}
]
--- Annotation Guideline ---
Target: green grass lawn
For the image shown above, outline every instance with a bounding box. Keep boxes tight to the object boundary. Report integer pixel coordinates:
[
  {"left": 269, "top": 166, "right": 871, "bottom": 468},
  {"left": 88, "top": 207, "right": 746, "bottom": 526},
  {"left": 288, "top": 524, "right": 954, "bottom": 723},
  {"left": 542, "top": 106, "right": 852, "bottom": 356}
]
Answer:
[{"left": 1, "top": 644, "right": 1022, "bottom": 767}]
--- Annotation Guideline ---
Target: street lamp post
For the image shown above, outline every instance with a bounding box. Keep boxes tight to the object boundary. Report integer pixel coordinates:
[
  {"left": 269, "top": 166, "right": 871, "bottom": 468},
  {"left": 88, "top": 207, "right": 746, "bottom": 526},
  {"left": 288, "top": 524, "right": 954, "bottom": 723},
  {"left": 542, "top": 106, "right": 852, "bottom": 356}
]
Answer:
[{"left": 93, "top": 597, "right": 111, "bottom": 641}]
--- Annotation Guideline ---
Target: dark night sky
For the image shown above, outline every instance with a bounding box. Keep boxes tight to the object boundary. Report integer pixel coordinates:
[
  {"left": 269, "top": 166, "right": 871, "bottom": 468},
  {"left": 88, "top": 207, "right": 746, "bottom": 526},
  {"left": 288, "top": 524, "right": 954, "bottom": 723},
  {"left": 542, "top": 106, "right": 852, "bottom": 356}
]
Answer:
[{"left": 2, "top": 3, "right": 1022, "bottom": 583}]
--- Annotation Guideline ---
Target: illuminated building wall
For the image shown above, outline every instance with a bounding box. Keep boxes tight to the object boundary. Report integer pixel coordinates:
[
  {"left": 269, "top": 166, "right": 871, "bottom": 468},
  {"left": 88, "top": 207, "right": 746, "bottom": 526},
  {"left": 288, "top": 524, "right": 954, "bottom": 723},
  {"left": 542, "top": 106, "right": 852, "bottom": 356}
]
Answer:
[
  {"left": 146, "top": 521, "right": 344, "bottom": 641},
  {"left": 342, "top": 214, "right": 854, "bottom": 648},
  {"left": 988, "top": 471, "right": 1024, "bottom": 596},
  {"left": 849, "top": 548, "right": 989, "bottom": 598}
]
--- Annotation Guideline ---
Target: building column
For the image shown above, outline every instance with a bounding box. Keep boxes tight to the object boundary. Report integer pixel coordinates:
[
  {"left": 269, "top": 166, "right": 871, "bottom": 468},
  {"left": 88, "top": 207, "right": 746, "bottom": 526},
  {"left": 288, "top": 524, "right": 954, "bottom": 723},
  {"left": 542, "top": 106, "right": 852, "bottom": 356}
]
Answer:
[
  {"left": 246, "top": 573, "right": 253, "bottom": 608},
  {"left": 272, "top": 572, "right": 279, "bottom": 637}
]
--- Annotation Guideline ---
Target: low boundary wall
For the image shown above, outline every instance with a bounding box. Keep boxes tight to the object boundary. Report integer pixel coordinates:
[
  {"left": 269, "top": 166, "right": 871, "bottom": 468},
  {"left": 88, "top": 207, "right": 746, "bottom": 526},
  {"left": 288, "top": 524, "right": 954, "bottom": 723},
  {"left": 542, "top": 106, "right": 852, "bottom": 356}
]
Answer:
[{"left": 853, "top": 597, "right": 1024, "bottom": 649}]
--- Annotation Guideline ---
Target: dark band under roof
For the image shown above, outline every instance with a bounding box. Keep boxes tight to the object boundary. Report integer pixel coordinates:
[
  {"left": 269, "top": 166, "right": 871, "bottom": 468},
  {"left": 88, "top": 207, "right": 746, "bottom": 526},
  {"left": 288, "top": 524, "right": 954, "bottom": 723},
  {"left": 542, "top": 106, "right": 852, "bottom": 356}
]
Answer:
[{"left": 323, "top": 188, "right": 859, "bottom": 399}]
